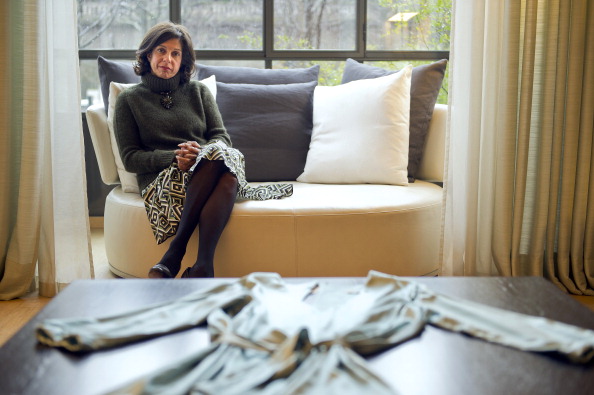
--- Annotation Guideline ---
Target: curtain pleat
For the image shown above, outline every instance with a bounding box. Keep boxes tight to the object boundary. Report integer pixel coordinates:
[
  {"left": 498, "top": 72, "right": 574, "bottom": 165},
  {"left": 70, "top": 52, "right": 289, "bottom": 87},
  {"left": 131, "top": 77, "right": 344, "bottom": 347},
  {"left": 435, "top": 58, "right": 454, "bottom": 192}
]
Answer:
[
  {"left": 528, "top": 0, "right": 558, "bottom": 280},
  {"left": 583, "top": 2, "right": 594, "bottom": 290},
  {"left": 491, "top": 1, "right": 521, "bottom": 277},
  {"left": 554, "top": 1, "right": 582, "bottom": 292},
  {"left": 0, "top": 0, "right": 43, "bottom": 299},
  {"left": 542, "top": 1, "right": 569, "bottom": 289},
  {"left": 563, "top": 0, "right": 593, "bottom": 293},
  {"left": 511, "top": 0, "right": 538, "bottom": 276}
]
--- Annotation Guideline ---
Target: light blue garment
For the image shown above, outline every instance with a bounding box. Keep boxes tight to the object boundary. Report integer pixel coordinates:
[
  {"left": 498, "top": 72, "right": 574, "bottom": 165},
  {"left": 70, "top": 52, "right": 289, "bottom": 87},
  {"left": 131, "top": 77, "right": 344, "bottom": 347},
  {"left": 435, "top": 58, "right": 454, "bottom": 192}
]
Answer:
[{"left": 36, "top": 272, "right": 594, "bottom": 395}]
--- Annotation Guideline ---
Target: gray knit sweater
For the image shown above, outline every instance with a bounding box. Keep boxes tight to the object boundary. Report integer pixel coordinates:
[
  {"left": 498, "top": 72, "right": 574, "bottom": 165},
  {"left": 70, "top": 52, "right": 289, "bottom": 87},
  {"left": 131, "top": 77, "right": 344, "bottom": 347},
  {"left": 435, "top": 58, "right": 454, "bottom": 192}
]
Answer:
[{"left": 113, "top": 73, "right": 232, "bottom": 192}]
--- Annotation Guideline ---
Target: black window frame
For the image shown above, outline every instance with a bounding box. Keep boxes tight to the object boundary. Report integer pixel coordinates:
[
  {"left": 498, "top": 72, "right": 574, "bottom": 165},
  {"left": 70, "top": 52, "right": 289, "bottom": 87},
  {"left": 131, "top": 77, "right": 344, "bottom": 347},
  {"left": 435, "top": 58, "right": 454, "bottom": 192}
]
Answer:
[{"left": 77, "top": 0, "right": 449, "bottom": 66}]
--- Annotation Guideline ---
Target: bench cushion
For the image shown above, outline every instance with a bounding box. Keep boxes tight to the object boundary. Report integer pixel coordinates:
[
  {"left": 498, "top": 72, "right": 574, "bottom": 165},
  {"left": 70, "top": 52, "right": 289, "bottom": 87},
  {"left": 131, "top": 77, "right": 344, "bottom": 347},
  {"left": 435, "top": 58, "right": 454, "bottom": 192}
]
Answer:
[{"left": 104, "top": 182, "right": 442, "bottom": 279}]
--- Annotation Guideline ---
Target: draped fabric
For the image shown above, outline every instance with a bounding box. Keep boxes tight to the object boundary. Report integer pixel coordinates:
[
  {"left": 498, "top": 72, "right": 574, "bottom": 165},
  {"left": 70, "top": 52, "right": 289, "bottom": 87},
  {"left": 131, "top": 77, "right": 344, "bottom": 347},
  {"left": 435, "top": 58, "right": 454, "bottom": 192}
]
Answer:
[
  {"left": 36, "top": 272, "right": 594, "bottom": 394},
  {"left": 0, "top": 0, "right": 93, "bottom": 299},
  {"left": 443, "top": 0, "right": 594, "bottom": 294}
]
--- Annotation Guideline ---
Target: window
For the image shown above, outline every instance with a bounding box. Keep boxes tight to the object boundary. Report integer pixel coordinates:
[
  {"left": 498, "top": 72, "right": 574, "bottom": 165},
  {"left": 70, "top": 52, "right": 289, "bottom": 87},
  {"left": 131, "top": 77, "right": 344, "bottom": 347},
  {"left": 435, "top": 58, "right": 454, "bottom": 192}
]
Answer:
[
  {"left": 181, "top": 0, "right": 264, "bottom": 50},
  {"left": 78, "top": 0, "right": 450, "bottom": 109},
  {"left": 273, "top": 0, "right": 357, "bottom": 51}
]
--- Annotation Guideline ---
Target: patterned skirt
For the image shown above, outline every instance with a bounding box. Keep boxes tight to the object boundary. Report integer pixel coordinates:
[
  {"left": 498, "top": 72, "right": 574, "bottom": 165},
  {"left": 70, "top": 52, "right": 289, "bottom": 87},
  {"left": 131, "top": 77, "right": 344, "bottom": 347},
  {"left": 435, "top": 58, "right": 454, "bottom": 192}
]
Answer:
[{"left": 142, "top": 141, "right": 293, "bottom": 244}]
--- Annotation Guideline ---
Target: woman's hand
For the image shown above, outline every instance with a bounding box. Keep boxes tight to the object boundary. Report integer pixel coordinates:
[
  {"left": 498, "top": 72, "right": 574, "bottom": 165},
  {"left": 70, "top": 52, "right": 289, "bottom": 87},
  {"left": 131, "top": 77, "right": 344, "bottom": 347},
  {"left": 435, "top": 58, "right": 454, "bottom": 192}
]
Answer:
[{"left": 175, "top": 141, "right": 201, "bottom": 172}]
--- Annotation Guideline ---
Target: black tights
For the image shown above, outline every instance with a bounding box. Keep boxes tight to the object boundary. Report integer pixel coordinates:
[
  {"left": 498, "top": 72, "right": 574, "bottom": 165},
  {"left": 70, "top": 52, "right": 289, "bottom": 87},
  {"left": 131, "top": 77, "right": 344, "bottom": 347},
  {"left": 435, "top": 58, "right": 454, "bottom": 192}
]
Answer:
[{"left": 158, "top": 160, "right": 238, "bottom": 277}]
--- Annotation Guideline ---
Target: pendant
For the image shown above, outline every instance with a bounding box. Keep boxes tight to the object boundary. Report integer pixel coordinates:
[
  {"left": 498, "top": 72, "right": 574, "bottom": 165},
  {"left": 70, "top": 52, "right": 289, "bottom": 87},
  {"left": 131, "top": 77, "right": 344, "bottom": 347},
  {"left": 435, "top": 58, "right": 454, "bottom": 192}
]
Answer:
[{"left": 160, "top": 91, "right": 174, "bottom": 109}]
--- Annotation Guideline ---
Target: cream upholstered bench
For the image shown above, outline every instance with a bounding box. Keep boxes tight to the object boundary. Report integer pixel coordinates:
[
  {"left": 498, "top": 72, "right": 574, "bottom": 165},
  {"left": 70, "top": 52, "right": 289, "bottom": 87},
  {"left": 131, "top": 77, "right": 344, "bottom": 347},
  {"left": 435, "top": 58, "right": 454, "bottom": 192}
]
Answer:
[
  {"left": 87, "top": 58, "right": 447, "bottom": 278},
  {"left": 87, "top": 103, "right": 445, "bottom": 279}
]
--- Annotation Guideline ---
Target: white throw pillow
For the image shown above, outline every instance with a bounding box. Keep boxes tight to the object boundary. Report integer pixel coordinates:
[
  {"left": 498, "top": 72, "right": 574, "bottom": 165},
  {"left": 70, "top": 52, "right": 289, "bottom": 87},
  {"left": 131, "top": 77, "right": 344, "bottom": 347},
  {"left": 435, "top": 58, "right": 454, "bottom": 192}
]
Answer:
[
  {"left": 106, "top": 76, "right": 217, "bottom": 193},
  {"left": 297, "top": 66, "right": 412, "bottom": 186}
]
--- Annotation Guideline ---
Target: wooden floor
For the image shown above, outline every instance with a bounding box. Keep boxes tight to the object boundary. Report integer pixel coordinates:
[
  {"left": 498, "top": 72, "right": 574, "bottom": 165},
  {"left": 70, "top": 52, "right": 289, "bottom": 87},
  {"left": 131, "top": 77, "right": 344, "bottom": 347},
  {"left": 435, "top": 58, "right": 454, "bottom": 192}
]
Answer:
[{"left": 1, "top": 225, "right": 594, "bottom": 347}]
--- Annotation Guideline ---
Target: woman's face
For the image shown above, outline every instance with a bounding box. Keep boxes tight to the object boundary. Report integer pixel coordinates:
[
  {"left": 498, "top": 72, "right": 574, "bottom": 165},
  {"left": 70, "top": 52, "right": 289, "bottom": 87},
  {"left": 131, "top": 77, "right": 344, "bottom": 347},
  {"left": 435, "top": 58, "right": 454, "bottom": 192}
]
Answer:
[{"left": 147, "top": 38, "right": 182, "bottom": 79}]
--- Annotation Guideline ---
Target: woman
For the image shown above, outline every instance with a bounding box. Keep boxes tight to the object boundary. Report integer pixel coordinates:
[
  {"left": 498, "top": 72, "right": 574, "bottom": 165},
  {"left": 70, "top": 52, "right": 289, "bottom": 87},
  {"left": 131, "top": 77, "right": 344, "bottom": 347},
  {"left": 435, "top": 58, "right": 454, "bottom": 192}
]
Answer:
[{"left": 114, "top": 22, "right": 291, "bottom": 278}]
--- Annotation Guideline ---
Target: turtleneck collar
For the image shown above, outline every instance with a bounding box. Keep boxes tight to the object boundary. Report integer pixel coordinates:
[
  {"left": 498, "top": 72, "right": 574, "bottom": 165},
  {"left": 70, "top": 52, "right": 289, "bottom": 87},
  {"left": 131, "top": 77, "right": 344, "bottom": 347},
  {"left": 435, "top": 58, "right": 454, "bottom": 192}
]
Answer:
[{"left": 142, "top": 72, "right": 182, "bottom": 93}]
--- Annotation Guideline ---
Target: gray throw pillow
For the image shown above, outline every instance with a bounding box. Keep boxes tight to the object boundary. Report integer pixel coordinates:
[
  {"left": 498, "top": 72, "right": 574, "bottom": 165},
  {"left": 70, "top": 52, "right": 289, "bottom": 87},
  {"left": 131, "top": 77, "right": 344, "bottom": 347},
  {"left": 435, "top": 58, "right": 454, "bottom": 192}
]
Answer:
[
  {"left": 215, "top": 81, "right": 317, "bottom": 182},
  {"left": 97, "top": 56, "right": 140, "bottom": 115},
  {"left": 342, "top": 59, "right": 447, "bottom": 182},
  {"left": 197, "top": 64, "right": 320, "bottom": 84}
]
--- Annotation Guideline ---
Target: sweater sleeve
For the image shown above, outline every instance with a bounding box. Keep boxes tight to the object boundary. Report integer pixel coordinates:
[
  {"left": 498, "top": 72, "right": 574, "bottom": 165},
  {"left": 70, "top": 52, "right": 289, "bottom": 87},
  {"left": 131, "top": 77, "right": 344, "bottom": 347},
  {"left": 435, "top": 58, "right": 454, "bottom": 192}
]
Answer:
[
  {"left": 113, "top": 91, "right": 176, "bottom": 174},
  {"left": 35, "top": 280, "right": 252, "bottom": 352},
  {"left": 199, "top": 84, "right": 233, "bottom": 147}
]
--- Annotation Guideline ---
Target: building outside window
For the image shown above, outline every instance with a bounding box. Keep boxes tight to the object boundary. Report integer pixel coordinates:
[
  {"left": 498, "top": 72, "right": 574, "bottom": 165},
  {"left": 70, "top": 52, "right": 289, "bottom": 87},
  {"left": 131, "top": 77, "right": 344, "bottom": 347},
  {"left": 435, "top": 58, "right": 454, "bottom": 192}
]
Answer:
[{"left": 77, "top": 0, "right": 451, "bottom": 110}]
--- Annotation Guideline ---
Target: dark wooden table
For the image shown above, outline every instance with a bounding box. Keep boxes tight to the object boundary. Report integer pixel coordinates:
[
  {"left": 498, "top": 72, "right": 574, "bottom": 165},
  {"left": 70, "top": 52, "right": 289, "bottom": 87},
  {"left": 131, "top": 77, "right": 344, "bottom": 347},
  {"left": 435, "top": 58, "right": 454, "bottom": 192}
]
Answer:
[{"left": 1, "top": 276, "right": 593, "bottom": 395}]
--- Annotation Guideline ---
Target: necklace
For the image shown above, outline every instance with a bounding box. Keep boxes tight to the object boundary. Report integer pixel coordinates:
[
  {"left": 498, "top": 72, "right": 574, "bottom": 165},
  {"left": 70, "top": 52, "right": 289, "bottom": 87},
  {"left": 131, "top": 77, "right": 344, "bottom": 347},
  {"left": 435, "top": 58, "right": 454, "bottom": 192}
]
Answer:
[{"left": 160, "top": 91, "right": 174, "bottom": 109}]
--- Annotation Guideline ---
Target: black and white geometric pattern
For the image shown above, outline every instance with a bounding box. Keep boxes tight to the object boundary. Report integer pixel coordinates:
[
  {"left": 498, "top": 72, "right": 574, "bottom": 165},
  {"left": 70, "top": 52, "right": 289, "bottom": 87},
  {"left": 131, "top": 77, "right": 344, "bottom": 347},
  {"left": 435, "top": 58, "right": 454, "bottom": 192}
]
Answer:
[
  {"left": 194, "top": 141, "right": 293, "bottom": 201},
  {"left": 142, "top": 163, "right": 190, "bottom": 244},
  {"left": 142, "top": 141, "right": 293, "bottom": 244}
]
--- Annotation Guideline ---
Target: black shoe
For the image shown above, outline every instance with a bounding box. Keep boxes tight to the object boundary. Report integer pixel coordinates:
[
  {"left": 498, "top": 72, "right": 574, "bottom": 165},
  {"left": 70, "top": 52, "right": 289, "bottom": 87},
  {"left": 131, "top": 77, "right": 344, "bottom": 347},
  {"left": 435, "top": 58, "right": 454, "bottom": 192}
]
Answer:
[{"left": 148, "top": 263, "right": 173, "bottom": 279}]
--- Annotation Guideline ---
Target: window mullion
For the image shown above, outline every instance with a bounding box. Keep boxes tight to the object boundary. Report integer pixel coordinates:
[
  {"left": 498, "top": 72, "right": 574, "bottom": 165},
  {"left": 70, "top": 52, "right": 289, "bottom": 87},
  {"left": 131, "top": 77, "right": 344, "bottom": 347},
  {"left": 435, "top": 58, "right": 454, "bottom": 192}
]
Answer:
[
  {"left": 357, "top": 0, "right": 366, "bottom": 58},
  {"left": 264, "top": 0, "right": 273, "bottom": 68},
  {"left": 170, "top": 0, "right": 181, "bottom": 23}
]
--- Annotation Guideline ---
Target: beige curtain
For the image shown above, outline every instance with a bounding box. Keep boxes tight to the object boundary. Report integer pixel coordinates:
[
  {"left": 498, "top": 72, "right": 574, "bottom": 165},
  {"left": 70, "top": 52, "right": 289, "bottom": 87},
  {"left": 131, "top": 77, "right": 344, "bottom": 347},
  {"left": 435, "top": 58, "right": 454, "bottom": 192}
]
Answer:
[
  {"left": 0, "top": 0, "right": 93, "bottom": 300},
  {"left": 443, "top": 0, "right": 594, "bottom": 294}
]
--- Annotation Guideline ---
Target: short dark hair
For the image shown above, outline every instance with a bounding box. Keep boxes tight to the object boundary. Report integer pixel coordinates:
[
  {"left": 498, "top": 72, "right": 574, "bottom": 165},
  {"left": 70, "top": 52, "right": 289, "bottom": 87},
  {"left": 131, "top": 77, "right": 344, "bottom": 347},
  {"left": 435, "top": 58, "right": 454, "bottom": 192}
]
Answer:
[{"left": 133, "top": 22, "right": 195, "bottom": 84}]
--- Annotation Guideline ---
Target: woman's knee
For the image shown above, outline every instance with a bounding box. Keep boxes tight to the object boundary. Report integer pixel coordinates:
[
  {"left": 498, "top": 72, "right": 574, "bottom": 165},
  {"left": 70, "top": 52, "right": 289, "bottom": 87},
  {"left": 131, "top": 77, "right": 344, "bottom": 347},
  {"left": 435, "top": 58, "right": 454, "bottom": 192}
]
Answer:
[
  {"left": 219, "top": 171, "right": 238, "bottom": 193},
  {"left": 193, "top": 159, "right": 217, "bottom": 174},
  {"left": 188, "top": 160, "right": 223, "bottom": 186}
]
